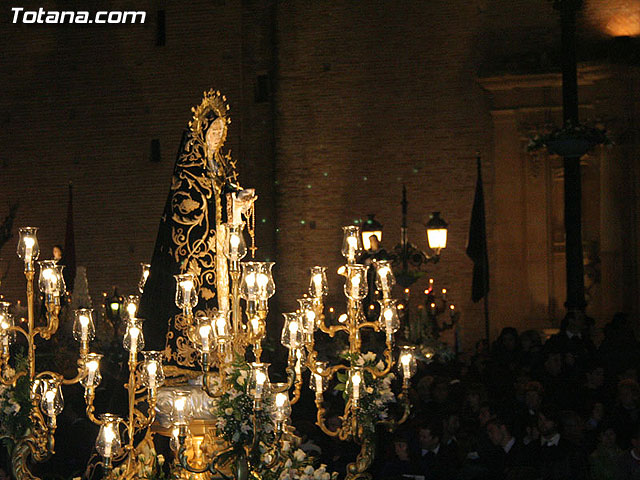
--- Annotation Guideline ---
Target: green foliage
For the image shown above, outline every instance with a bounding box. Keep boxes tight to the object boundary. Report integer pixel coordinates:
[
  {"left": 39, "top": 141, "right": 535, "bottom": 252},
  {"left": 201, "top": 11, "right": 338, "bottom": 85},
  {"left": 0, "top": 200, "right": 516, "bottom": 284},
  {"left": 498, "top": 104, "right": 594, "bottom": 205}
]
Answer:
[{"left": 0, "top": 351, "right": 32, "bottom": 450}]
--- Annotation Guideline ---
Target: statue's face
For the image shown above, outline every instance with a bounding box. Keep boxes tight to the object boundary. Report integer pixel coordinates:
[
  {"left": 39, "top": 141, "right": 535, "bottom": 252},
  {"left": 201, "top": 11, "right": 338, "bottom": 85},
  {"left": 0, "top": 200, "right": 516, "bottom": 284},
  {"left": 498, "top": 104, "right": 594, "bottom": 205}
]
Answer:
[{"left": 206, "top": 117, "right": 226, "bottom": 152}]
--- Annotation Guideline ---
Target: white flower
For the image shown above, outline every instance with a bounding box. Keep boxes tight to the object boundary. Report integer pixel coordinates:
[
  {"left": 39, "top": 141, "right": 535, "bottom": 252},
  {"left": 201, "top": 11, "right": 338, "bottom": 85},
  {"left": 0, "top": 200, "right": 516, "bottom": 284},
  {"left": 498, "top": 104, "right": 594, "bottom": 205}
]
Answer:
[
  {"left": 375, "top": 360, "right": 385, "bottom": 370},
  {"left": 157, "top": 454, "right": 165, "bottom": 466},
  {"left": 224, "top": 407, "right": 233, "bottom": 416},
  {"left": 237, "top": 370, "right": 248, "bottom": 386},
  {"left": 241, "top": 423, "right": 252, "bottom": 434},
  {"left": 294, "top": 449, "right": 306, "bottom": 462},
  {"left": 285, "top": 458, "right": 293, "bottom": 468},
  {"left": 362, "top": 352, "right": 377, "bottom": 363},
  {"left": 304, "top": 465, "right": 314, "bottom": 474},
  {"left": 279, "top": 473, "right": 291, "bottom": 480}
]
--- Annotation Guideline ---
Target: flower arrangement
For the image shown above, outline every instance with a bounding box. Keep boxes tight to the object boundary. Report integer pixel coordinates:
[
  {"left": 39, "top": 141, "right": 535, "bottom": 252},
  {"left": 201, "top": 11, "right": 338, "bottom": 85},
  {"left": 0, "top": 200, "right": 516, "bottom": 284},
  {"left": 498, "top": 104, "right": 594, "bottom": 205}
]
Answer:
[
  {"left": 261, "top": 443, "right": 337, "bottom": 480},
  {"left": 211, "top": 359, "right": 274, "bottom": 448},
  {"left": 0, "top": 354, "right": 31, "bottom": 449},
  {"left": 335, "top": 352, "right": 396, "bottom": 435}
]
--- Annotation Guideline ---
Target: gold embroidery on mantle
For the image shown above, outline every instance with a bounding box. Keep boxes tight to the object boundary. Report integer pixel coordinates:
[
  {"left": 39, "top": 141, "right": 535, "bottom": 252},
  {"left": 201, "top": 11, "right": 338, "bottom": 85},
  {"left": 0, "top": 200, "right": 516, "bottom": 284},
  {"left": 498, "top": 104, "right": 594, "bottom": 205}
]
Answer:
[{"left": 164, "top": 90, "right": 239, "bottom": 370}]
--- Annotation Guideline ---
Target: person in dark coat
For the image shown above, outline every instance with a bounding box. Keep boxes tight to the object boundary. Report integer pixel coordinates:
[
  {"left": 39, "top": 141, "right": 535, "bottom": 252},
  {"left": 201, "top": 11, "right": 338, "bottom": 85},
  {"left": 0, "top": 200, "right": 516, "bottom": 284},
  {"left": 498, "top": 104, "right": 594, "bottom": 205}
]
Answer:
[
  {"left": 531, "top": 404, "right": 590, "bottom": 480},
  {"left": 486, "top": 412, "right": 537, "bottom": 480},
  {"left": 417, "top": 418, "right": 459, "bottom": 480}
]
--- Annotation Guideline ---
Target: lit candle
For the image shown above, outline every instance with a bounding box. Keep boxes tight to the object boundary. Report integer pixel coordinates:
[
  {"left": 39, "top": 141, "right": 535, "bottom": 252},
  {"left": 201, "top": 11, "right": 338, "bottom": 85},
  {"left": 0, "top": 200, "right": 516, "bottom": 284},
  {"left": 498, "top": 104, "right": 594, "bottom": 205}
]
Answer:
[
  {"left": 441, "top": 288, "right": 447, "bottom": 301},
  {"left": 449, "top": 304, "right": 455, "bottom": 318},
  {"left": 347, "top": 236, "right": 357, "bottom": 262},
  {"left": 126, "top": 302, "right": 136, "bottom": 319},
  {"left": 288, "top": 320, "right": 299, "bottom": 349},
  {"left": 86, "top": 360, "right": 98, "bottom": 387},
  {"left": 129, "top": 326, "right": 140, "bottom": 357},
  {"left": 147, "top": 362, "right": 157, "bottom": 389},
  {"left": 430, "top": 302, "right": 436, "bottom": 314},
  {"left": 351, "top": 372, "right": 361, "bottom": 403},
  {"left": 229, "top": 233, "right": 240, "bottom": 257},
  {"left": 182, "top": 280, "right": 193, "bottom": 308},
  {"left": 315, "top": 373, "right": 323, "bottom": 394},
  {"left": 351, "top": 274, "right": 361, "bottom": 298},
  {"left": 312, "top": 274, "right": 323, "bottom": 297},
  {"left": 379, "top": 266, "right": 389, "bottom": 294},
  {"left": 103, "top": 426, "right": 115, "bottom": 458},
  {"left": 24, "top": 237, "right": 34, "bottom": 262},
  {"left": 400, "top": 354, "right": 411, "bottom": 379},
  {"left": 250, "top": 317, "right": 260, "bottom": 336},
  {"left": 199, "top": 324, "right": 211, "bottom": 353},
  {"left": 215, "top": 316, "right": 227, "bottom": 339},
  {"left": 383, "top": 308, "right": 394, "bottom": 333},
  {"left": 45, "top": 389, "right": 56, "bottom": 417},
  {"left": 79, "top": 315, "right": 90, "bottom": 342},
  {"left": 255, "top": 370, "right": 266, "bottom": 399},
  {"left": 275, "top": 392, "right": 287, "bottom": 421},
  {"left": 295, "top": 350, "right": 302, "bottom": 378}
]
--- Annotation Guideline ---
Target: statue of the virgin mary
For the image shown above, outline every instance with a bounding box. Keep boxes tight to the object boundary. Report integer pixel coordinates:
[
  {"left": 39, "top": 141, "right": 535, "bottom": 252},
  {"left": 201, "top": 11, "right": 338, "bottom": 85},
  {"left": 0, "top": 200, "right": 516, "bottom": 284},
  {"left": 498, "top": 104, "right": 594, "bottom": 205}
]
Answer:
[{"left": 138, "top": 90, "right": 256, "bottom": 382}]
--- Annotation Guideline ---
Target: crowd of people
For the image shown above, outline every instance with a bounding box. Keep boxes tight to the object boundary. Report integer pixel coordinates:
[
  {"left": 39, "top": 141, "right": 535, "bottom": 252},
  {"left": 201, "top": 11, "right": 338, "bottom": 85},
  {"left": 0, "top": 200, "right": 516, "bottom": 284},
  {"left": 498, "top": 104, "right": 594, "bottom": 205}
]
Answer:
[{"left": 362, "top": 312, "right": 640, "bottom": 480}]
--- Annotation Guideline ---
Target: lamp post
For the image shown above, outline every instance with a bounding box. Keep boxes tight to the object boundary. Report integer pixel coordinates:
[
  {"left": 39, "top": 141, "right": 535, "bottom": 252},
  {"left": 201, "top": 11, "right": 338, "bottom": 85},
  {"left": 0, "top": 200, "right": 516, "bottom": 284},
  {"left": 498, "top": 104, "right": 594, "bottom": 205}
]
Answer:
[{"left": 361, "top": 186, "right": 448, "bottom": 288}]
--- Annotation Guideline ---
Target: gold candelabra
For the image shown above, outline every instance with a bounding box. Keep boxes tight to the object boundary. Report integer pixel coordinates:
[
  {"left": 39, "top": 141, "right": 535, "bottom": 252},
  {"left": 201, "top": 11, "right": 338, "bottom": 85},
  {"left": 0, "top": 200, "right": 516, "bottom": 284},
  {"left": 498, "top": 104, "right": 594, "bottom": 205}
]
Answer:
[
  {"left": 286, "top": 225, "right": 415, "bottom": 480},
  {"left": 83, "top": 294, "right": 165, "bottom": 479},
  {"left": 0, "top": 227, "right": 90, "bottom": 480}
]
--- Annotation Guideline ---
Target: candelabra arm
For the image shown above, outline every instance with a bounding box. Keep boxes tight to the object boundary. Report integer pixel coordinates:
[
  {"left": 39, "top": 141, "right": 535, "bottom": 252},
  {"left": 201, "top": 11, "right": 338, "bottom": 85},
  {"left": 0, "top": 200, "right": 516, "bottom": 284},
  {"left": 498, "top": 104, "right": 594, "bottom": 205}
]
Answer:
[
  {"left": 84, "top": 389, "right": 101, "bottom": 425},
  {"left": 357, "top": 321, "right": 380, "bottom": 332},
  {"left": 33, "top": 302, "right": 60, "bottom": 341},
  {"left": 290, "top": 373, "right": 303, "bottom": 405},
  {"left": 202, "top": 366, "right": 225, "bottom": 398},
  {"left": 317, "top": 313, "right": 349, "bottom": 337},
  {"left": 314, "top": 396, "right": 339, "bottom": 438},
  {"left": 272, "top": 367, "right": 296, "bottom": 393},
  {"left": 11, "top": 396, "right": 56, "bottom": 480},
  {"left": 177, "top": 437, "right": 234, "bottom": 477},
  {"left": 8, "top": 325, "right": 29, "bottom": 342},
  {"left": 378, "top": 385, "right": 411, "bottom": 431},
  {"left": 364, "top": 341, "right": 394, "bottom": 379},
  {"left": 307, "top": 349, "right": 347, "bottom": 378},
  {"left": 345, "top": 436, "right": 374, "bottom": 480}
]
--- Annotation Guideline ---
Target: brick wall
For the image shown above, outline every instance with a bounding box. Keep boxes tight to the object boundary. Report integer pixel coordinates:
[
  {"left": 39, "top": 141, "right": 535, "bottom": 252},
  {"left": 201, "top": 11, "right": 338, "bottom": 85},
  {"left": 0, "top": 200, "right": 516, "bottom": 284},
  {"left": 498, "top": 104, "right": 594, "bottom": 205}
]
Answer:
[{"left": 0, "top": 0, "right": 636, "bottom": 349}]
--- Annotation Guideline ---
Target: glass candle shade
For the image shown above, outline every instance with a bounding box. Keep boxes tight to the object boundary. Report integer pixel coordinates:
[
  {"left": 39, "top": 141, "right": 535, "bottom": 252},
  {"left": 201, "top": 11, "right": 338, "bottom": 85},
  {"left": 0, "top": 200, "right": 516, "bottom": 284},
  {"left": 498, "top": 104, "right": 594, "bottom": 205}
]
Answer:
[
  {"left": 280, "top": 313, "right": 302, "bottom": 350},
  {"left": 256, "top": 262, "right": 276, "bottom": 303},
  {"left": 81, "top": 353, "right": 103, "bottom": 389},
  {"left": 38, "top": 260, "right": 64, "bottom": 295},
  {"left": 308, "top": 266, "right": 328, "bottom": 298},
  {"left": 138, "top": 263, "right": 151, "bottom": 294},
  {"left": 270, "top": 387, "right": 291, "bottom": 428},
  {"left": 174, "top": 273, "right": 198, "bottom": 311},
  {"left": 374, "top": 260, "right": 395, "bottom": 297},
  {"left": 297, "top": 297, "right": 317, "bottom": 339},
  {"left": 344, "top": 264, "right": 368, "bottom": 300},
  {"left": 123, "top": 320, "right": 145, "bottom": 356},
  {"left": 223, "top": 222, "right": 248, "bottom": 262},
  {"left": 141, "top": 351, "right": 165, "bottom": 390},
  {"left": 311, "top": 361, "right": 328, "bottom": 394},
  {"left": 124, "top": 295, "right": 139, "bottom": 322},
  {"left": 378, "top": 299, "right": 400, "bottom": 335},
  {"left": 72, "top": 309, "right": 95, "bottom": 344},
  {"left": 211, "top": 310, "right": 231, "bottom": 344},
  {"left": 249, "top": 363, "right": 271, "bottom": 402},
  {"left": 17, "top": 227, "right": 39, "bottom": 267},
  {"left": 195, "top": 317, "right": 213, "bottom": 353},
  {"left": 96, "top": 414, "right": 122, "bottom": 458},
  {"left": 347, "top": 368, "right": 364, "bottom": 405},
  {"left": 170, "top": 391, "right": 193, "bottom": 426},
  {"left": 341, "top": 226, "right": 363, "bottom": 263},
  {"left": 41, "top": 379, "right": 64, "bottom": 417},
  {"left": 398, "top": 346, "right": 417, "bottom": 380},
  {"left": 0, "top": 303, "right": 15, "bottom": 350}
]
